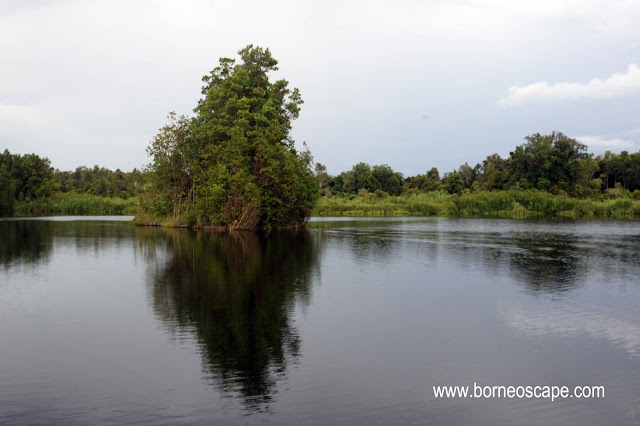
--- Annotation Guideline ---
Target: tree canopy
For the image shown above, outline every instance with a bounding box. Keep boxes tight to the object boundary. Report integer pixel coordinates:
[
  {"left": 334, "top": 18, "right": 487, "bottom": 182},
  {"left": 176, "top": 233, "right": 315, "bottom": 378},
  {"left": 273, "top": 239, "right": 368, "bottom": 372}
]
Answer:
[
  {"left": 317, "top": 132, "right": 640, "bottom": 200},
  {"left": 141, "top": 45, "right": 318, "bottom": 229},
  {"left": 0, "top": 150, "right": 55, "bottom": 213}
]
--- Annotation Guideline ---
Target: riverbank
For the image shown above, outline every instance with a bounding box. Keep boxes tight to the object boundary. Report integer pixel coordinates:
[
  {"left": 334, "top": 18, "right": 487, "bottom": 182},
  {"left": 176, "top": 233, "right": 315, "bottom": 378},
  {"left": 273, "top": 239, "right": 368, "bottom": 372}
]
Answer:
[
  {"left": 313, "top": 190, "right": 640, "bottom": 218},
  {"left": 12, "top": 190, "right": 640, "bottom": 221},
  {"left": 14, "top": 193, "right": 138, "bottom": 216},
  {"left": 131, "top": 212, "right": 309, "bottom": 231}
]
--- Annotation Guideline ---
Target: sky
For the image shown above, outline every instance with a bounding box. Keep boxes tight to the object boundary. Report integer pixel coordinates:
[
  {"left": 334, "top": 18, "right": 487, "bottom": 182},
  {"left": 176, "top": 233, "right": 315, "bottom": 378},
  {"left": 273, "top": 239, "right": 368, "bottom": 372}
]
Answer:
[{"left": 1, "top": 0, "right": 640, "bottom": 176}]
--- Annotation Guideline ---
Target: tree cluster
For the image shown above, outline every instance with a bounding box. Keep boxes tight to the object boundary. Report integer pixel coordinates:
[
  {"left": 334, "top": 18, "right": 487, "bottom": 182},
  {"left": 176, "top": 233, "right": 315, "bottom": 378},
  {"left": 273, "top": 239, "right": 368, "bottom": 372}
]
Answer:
[
  {"left": 54, "top": 166, "right": 146, "bottom": 199},
  {"left": 459, "top": 132, "right": 640, "bottom": 197},
  {"left": 142, "top": 45, "right": 318, "bottom": 229},
  {"left": 0, "top": 150, "right": 56, "bottom": 213},
  {"left": 0, "top": 149, "right": 148, "bottom": 213},
  {"left": 317, "top": 132, "right": 640, "bottom": 199},
  {"left": 316, "top": 162, "right": 404, "bottom": 197}
]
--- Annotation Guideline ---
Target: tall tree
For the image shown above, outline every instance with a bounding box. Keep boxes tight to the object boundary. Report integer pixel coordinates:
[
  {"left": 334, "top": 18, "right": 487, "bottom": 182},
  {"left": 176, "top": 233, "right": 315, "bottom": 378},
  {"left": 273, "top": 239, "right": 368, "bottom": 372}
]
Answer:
[
  {"left": 142, "top": 45, "right": 318, "bottom": 229},
  {"left": 446, "top": 172, "right": 463, "bottom": 194},
  {"left": 0, "top": 150, "right": 54, "bottom": 213}
]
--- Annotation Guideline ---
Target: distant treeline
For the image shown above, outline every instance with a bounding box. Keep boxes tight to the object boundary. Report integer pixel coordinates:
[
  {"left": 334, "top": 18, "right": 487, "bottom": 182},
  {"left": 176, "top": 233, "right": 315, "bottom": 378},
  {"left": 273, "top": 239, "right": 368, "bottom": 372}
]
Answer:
[
  {"left": 0, "top": 149, "right": 147, "bottom": 214},
  {"left": 55, "top": 165, "right": 147, "bottom": 198},
  {"left": 316, "top": 132, "right": 640, "bottom": 200},
  {"left": 3, "top": 131, "right": 640, "bottom": 217}
]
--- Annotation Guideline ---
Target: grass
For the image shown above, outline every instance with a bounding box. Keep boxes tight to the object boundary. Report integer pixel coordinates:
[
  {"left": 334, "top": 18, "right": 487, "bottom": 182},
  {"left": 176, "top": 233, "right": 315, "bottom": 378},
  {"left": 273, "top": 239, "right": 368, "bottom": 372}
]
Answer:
[
  {"left": 13, "top": 190, "right": 640, "bottom": 221},
  {"left": 14, "top": 193, "right": 139, "bottom": 216},
  {"left": 132, "top": 212, "right": 188, "bottom": 228},
  {"left": 313, "top": 190, "right": 640, "bottom": 219}
]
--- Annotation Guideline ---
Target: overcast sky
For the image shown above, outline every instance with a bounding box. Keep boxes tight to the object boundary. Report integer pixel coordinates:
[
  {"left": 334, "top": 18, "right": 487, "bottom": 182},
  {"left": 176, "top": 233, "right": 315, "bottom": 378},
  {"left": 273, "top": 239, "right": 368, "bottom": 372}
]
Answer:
[{"left": 2, "top": 0, "right": 640, "bottom": 175}]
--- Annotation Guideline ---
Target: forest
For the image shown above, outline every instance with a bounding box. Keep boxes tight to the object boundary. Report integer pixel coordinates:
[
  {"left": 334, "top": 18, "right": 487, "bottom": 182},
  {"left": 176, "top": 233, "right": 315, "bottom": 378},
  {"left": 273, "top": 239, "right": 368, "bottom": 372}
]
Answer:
[
  {"left": 0, "top": 149, "right": 145, "bottom": 215},
  {"left": 313, "top": 132, "right": 640, "bottom": 218},
  {"left": 317, "top": 132, "right": 640, "bottom": 198}
]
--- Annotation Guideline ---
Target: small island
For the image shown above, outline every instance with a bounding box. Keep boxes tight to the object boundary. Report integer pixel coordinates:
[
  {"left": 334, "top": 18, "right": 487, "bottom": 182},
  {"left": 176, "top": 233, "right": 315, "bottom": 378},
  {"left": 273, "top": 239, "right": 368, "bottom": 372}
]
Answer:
[{"left": 134, "top": 45, "right": 318, "bottom": 230}]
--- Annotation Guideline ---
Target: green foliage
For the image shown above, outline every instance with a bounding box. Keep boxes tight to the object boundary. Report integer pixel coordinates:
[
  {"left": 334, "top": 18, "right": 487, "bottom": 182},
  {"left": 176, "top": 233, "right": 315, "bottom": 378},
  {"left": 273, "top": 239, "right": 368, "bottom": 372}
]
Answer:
[
  {"left": 35, "top": 178, "right": 60, "bottom": 198},
  {"left": 54, "top": 165, "right": 146, "bottom": 198},
  {"left": 371, "top": 164, "right": 403, "bottom": 195},
  {"left": 314, "top": 162, "right": 333, "bottom": 196},
  {"left": 139, "top": 45, "right": 318, "bottom": 230},
  {"left": 14, "top": 193, "right": 138, "bottom": 216},
  {"left": 404, "top": 167, "right": 442, "bottom": 192},
  {"left": 1, "top": 148, "right": 147, "bottom": 216},
  {"left": 318, "top": 131, "right": 640, "bottom": 202},
  {"left": 536, "top": 178, "right": 551, "bottom": 190},
  {"left": 446, "top": 172, "right": 463, "bottom": 194},
  {"left": 457, "top": 163, "right": 476, "bottom": 188},
  {"left": 0, "top": 149, "right": 54, "bottom": 213},
  {"left": 333, "top": 162, "right": 404, "bottom": 196},
  {"left": 504, "top": 132, "right": 589, "bottom": 189},
  {"left": 457, "top": 132, "right": 640, "bottom": 196},
  {"left": 314, "top": 190, "right": 640, "bottom": 218},
  {"left": 145, "top": 112, "right": 195, "bottom": 217}
]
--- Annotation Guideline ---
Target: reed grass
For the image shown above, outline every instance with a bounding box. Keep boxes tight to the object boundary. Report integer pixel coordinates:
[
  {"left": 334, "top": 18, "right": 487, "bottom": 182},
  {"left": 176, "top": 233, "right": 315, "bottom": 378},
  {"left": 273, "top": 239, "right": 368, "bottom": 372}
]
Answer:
[
  {"left": 15, "top": 190, "right": 638, "bottom": 221},
  {"left": 14, "top": 193, "right": 139, "bottom": 216},
  {"left": 313, "top": 190, "right": 640, "bottom": 219}
]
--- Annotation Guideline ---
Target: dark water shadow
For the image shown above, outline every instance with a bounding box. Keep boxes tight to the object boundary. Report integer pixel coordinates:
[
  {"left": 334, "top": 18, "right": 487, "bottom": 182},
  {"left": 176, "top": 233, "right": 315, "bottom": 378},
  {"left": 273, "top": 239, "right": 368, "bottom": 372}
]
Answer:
[
  {"left": 0, "top": 219, "right": 135, "bottom": 273},
  {"left": 0, "top": 220, "right": 55, "bottom": 270}
]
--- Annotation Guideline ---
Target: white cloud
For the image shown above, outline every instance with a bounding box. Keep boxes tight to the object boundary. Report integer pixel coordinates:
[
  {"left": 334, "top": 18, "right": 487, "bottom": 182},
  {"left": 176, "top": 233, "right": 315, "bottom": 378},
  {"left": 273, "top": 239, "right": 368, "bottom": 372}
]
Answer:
[
  {"left": 576, "top": 135, "right": 636, "bottom": 150},
  {"left": 504, "top": 304, "right": 640, "bottom": 358},
  {"left": 2, "top": 0, "right": 640, "bottom": 172},
  {"left": 498, "top": 64, "right": 640, "bottom": 106}
]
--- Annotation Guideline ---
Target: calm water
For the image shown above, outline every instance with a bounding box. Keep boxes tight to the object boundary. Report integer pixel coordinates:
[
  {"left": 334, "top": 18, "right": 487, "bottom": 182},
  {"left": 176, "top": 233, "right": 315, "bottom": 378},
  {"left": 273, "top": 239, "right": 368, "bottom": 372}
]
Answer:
[{"left": 1, "top": 216, "right": 639, "bottom": 425}]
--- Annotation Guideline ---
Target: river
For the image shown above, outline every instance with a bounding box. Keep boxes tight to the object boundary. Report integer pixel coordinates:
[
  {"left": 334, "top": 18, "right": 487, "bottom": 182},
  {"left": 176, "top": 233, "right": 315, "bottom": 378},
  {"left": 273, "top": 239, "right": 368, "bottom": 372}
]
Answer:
[{"left": 1, "top": 216, "right": 639, "bottom": 425}]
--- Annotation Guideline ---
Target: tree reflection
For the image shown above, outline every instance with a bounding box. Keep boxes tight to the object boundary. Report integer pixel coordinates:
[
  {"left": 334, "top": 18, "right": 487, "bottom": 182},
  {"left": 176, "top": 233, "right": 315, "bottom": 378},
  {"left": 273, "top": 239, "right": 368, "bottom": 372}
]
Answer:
[
  {"left": 140, "top": 228, "right": 318, "bottom": 410},
  {"left": 0, "top": 220, "right": 55, "bottom": 269},
  {"left": 307, "top": 219, "right": 398, "bottom": 264},
  {"left": 0, "top": 219, "right": 136, "bottom": 272},
  {"left": 435, "top": 228, "right": 587, "bottom": 294},
  {"left": 440, "top": 229, "right": 587, "bottom": 294},
  {"left": 308, "top": 219, "right": 628, "bottom": 297},
  {"left": 505, "top": 233, "right": 585, "bottom": 294}
]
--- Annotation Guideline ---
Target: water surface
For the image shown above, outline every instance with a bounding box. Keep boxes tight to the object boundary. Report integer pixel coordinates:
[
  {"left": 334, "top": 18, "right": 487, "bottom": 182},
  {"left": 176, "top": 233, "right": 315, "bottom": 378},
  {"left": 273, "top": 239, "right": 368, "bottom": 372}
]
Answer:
[{"left": 1, "top": 216, "right": 639, "bottom": 425}]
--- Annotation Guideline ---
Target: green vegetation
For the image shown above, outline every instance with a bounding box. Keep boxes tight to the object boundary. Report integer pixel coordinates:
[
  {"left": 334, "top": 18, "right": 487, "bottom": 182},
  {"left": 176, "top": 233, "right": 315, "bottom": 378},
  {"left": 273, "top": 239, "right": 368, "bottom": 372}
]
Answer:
[
  {"left": 313, "top": 131, "right": 640, "bottom": 219},
  {"left": 14, "top": 193, "right": 138, "bottom": 216},
  {"left": 314, "top": 190, "right": 640, "bottom": 218},
  {"left": 4, "top": 129, "right": 640, "bottom": 221},
  {"left": 54, "top": 165, "right": 146, "bottom": 198},
  {"left": 0, "top": 149, "right": 56, "bottom": 213},
  {"left": 1, "top": 149, "right": 146, "bottom": 215},
  {"left": 138, "top": 45, "right": 318, "bottom": 230},
  {"left": 320, "top": 132, "right": 640, "bottom": 198}
]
